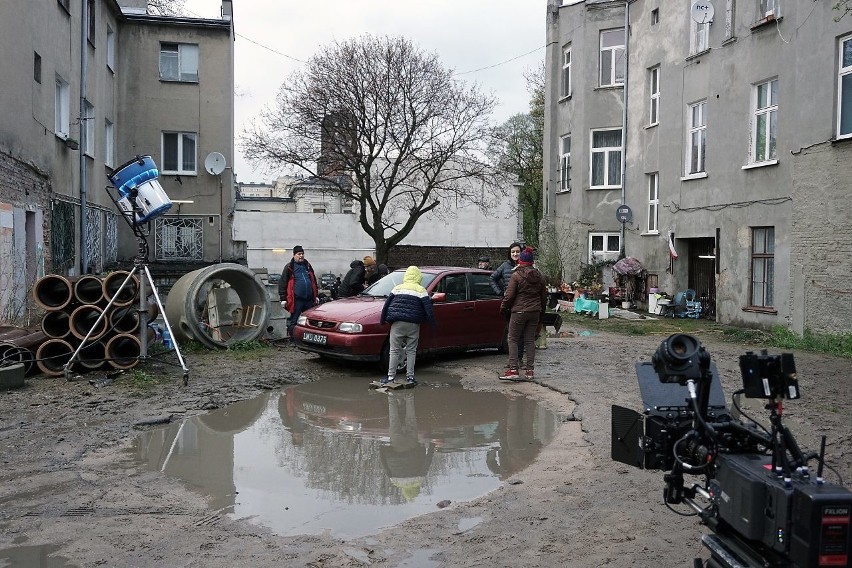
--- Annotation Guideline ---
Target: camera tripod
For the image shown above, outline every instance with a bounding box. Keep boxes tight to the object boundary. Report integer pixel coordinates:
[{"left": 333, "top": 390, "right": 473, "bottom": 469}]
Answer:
[{"left": 63, "top": 188, "right": 189, "bottom": 385}]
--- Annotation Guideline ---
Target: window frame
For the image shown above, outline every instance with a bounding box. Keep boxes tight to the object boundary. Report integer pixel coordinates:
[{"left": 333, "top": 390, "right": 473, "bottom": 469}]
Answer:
[
  {"left": 83, "top": 99, "right": 95, "bottom": 157},
  {"left": 599, "top": 28, "right": 626, "bottom": 88},
  {"left": 759, "top": 0, "right": 779, "bottom": 18},
  {"left": 690, "top": 20, "right": 709, "bottom": 55},
  {"left": 649, "top": 66, "right": 660, "bottom": 126},
  {"left": 647, "top": 172, "right": 659, "bottom": 234},
  {"left": 161, "top": 131, "right": 198, "bottom": 175},
  {"left": 34, "top": 51, "right": 42, "bottom": 84},
  {"left": 55, "top": 75, "right": 70, "bottom": 139},
  {"left": 558, "top": 134, "right": 571, "bottom": 192},
  {"left": 686, "top": 100, "right": 707, "bottom": 175},
  {"left": 86, "top": 0, "right": 96, "bottom": 45},
  {"left": 104, "top": 119, "right": 114, "bottom": 167},
  {"left": 589, "top": 128, "right": 623, "bottom": 189},
  {"left": 106, "top": 26, "right": 115, "bottom": 71},
  {"left": 838, "top": 34, "right": 852, "bottom": 140},
  {"left": 749, "top": 227, "right": 774, "bottom": 308},
  {"left": 589, "top": 232, "right": 621, "bottom": 262},
  {"left": 562, "top": 45, "right": 572, "bottom": 98},
  {"left": 750, "top": 78, "right": 778, "bottom": 164},
  {"left": 159, "top": 42, "right": 199, "bottom": 83}
]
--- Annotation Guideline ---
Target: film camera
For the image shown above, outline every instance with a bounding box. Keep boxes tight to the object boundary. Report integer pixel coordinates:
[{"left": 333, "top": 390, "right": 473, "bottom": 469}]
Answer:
[{"left": 612, "top": 334, "right": 852, "bottom": 567}]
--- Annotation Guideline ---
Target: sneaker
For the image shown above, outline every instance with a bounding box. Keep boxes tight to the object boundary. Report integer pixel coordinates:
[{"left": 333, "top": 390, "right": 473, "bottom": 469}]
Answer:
[
  {"left": 499, "top": 368, "right": 519, "bottom": 381},
  {"left": 405, "top": 375, "right": 417, "bottom": 385},
  {"left": 524, "top": 369, "right": 535, "bottom": 380},
  {"left": 379, "top": 377, "right": 394, "bottom": 386}
]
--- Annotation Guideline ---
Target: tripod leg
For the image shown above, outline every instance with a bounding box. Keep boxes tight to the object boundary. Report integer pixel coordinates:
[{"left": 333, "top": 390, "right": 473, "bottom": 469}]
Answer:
[
  {"left": 63, "top": 267, "right": 140, "bottom": 381},
  {"left": 143, "top": 265, "right": 189, "bottom": 385}
]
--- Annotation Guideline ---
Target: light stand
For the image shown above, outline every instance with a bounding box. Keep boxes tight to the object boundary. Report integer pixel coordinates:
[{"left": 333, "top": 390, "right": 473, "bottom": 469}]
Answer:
[{"left": 62, "top": 184, "right": 190, "bottom": 386}]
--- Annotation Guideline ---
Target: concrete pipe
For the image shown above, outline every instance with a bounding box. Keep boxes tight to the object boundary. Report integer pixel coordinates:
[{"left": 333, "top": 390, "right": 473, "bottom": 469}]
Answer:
[
  {"left": 74, "top": 274, "right": 105, "bottom": 305},
  {"left": 105, "top": 333, "right": 140, "bottom": 370},
  {"left": 165, "top": 263, "right": 270, "bottom": 350},
  {"left": 69, "top": 305, "right": 108, "bottom": 341},
  {"left": 0, "top": 327, "right": 30, "bottom": 342},
  {"left": 32, "top": 274, "right": 74, "bottom": 310},
  {"left": 102, "top": 271, "right": 139, "bottom": 308},
  {"left": 109, "top": 306, "right": 140, "bottom": 334},
  {"left": 42, "top": 310, "right": 71, "bottom": 338},
  {"left": 35, "top": 338, "right": 74, "bottom": 376},
  {"left": 76, "top": 341, "right": 106, "bottom": 371}
]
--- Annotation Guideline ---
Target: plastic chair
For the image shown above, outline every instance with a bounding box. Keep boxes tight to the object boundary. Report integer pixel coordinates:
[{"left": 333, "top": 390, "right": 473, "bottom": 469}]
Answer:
[
  {"left": 669, "top": 291, "right": 687, "bottom": 317},
  {"left": 684, "top": 289, "right": 701, "bottom": 319}
]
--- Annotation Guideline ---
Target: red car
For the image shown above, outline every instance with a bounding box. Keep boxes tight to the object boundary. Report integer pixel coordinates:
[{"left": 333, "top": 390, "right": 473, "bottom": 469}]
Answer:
[{"left": 292, "top": 267, "right": 508, "bottom": 371}]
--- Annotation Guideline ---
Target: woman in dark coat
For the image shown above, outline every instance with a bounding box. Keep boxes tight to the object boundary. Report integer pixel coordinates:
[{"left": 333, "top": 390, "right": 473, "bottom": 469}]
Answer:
[
  {"left": 489, "top": 242, "right": 522, "bottom": 295},
  {"left": 338, "top": 260, "right": 367, "bottom": 298}
]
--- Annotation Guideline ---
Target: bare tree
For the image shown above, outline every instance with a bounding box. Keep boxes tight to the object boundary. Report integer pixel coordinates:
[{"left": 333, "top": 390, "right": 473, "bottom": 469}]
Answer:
[
  {"left": 241, "top": 35, "right": 499, "bottom": 263},
  {"left": 492, "top": 64, "right": 544, "bottom": 247},
  {"left": 147, "top": 0, "right": 186, "bottom": 16},
  {"left": 835, "top": 0, "right": 851, "bottom": 20}
]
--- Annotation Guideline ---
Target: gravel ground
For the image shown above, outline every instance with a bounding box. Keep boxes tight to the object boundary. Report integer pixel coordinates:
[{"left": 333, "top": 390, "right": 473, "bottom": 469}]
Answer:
[{"left": 0, "top": 326, "right": 849, "bottom": 567}]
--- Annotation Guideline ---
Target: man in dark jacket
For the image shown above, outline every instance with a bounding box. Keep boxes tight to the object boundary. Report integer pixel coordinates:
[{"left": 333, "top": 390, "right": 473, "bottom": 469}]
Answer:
[
  {"left": 338, "top": 259, "right": 366, "bottom": 298},
  {"left": 278, "top": 245, "right": 318, "bottom": 344},
  {"left": 499, "top": 247, "right": 546, "bottom": 381}
]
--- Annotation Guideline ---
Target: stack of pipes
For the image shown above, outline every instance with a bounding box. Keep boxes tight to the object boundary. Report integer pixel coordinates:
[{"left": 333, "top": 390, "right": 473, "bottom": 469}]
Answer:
[{"left": 30, "top": 271, "right": 155, "bottom": 376}]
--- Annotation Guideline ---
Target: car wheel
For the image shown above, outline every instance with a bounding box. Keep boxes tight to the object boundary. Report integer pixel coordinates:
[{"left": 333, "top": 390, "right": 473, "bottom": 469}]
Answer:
[{"left": 379, "top": 341, "right": 408, "bottom": 375}]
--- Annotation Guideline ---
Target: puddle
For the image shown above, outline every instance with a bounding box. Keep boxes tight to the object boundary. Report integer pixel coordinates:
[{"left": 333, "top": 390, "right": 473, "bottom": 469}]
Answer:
[
  {"left": 0, "top": 544, "right": 77, "bottom": 567},
  {"left": 131, "top": 371, "right": 558, "bottom": 538}
]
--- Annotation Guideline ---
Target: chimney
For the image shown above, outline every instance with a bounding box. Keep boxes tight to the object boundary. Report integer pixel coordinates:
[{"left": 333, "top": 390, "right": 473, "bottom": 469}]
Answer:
[{"left": 221, "top": 0, "right": 233, "bottom": 20}]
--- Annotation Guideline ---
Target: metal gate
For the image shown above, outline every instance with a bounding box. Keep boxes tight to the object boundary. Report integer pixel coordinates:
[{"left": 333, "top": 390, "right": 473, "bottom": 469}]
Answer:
[{"left": 687, "top": 237, "right": 716, "bottom": 318}]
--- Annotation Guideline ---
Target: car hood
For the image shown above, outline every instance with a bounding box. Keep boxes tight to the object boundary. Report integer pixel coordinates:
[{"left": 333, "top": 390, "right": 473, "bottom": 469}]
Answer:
[{"left": 302, "top": 296, "right": 385, "bottom": 323}]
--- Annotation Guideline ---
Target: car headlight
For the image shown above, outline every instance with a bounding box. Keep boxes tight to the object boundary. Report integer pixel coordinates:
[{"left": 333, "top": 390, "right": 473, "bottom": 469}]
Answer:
[
  {"left": 337, "top": 322, "right": 363, "bottom": 333},
  {"left": 297, "top": 315, "right": 308, "bottom": 325}
]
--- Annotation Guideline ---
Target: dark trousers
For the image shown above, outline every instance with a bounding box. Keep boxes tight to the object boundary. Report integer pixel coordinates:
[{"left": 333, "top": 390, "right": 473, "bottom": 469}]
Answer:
[
  {"left": 287, "top": 297, "right": 314, "bottom": 338},
  {"left": 507, "top": 311, "right": 539, "bottom": 370}
]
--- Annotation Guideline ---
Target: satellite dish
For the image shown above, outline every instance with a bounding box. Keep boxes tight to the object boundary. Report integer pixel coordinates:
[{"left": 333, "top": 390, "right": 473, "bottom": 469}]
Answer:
[
  {"left": 204, "top": 152, "right": 226, "bottom": 175},
  {"left": 690, "top": 0, "right": 714, "bottom": 24}
]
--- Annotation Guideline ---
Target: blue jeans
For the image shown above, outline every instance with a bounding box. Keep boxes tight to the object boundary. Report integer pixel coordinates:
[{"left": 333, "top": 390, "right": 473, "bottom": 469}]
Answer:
[{"left": 287, "top": 297, "right": 314, "bottom": 338}]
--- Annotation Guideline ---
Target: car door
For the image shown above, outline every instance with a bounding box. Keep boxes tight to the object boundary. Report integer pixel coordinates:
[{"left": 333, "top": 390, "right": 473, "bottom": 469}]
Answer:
[
  {"left": 468, "top": 272, "right": 506, "bottom": 346},
  {"left": 421, "top": 272, "right": 473, "bottom": 350}
]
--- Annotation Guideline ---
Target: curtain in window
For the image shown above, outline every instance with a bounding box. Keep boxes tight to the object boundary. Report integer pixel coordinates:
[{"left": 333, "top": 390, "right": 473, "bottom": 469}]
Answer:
[
  {"left": 181, "top": 134, "right": 196, "bottom": 172},
  {"left": 180, "top": 45, "right": 199, "bottom": 81},
  {"left": 160, "top": 46, "right": 178, "bottom": 80},
  {"left": 842, "top": 73, "right": 852, "bottom": 135}
]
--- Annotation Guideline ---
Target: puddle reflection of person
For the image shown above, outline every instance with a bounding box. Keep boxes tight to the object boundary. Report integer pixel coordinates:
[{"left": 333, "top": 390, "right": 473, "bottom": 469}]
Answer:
[
  {"left": 486, "top": 396, "right": 543, "bottom": 479},
  {"left": 380, "top": 391, "right": 434, "bottom": 501}
]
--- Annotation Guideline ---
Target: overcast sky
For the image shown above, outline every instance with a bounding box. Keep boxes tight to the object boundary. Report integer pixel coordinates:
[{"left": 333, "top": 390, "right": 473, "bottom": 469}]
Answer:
[{"left": 182, "top": 0, "right": 546, "bottom": 183}]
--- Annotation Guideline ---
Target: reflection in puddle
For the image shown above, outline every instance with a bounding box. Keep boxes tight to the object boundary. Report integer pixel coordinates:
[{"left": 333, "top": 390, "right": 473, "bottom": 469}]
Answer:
[
  {"left": 0, "top": 544, "right": 77, "bottom": 568},
  {"left": 132, "top": 372, "right": 558, "bottom": 538}
]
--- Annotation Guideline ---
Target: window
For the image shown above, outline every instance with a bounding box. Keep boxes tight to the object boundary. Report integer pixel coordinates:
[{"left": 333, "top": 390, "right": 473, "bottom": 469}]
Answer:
[
  {"left": 838, "top": 35, "right": 852, "bottom": 139},
  {"left": 470, "top": 273, "right": 501, "bottom": 300},
  {"left": 159, "top": 43, "right": 199, "bottom": 82},
  {"left": 435, "top": 274, "right": 468, "bottom": 302},
  {"left": 161, "top": 132, "right": 197, "bottom": 174},
  {"left": 559, "top": 135, "right": 571, "bottom": 192},
  {"left": 34, "top": 52, "right": 42, "bottom": 83},
  {"left": 107, "top": 26, "right": 115, "bottom": 71},
  {"left": 647, "top": 173, "right": 659, "bottom": 234},
  {"left": 86, "top": 0, "right": 95, "bottom": 44},
  {"left": 759, "top": 0, "right": 778, "bottom": 18},
  {"left": 649, "top": 67, "right": 660, "bottom": 125},
  {"left": 599, "top": 28, "right": 626, "bottom": 87},
  {"left": 104, "top": 120, "right": 114, "bottom": 167},
  {"left": 562, "top": 46, "right": 572, "bottom": 98},
  {"left": 590, "top": 128, "right": 622, "bottom": 188},
  {"left": 751, "top": 79, "right": 778, "bottom": 163},
  {"left": 750, "top": 227, "right": 774, "bottom": 307},
  {"left": 83, "top": 100, "right": 95, "bottom": 156},
  {"left": 55, "top": 75, "right": 70, "bottom": 138},
  {"left": 651, "top": 8, "right": 659, "bottom": 25},
  {"left": 690, "top": 20, "right": 709, "bottom": 54},
  {"left": 589, "top": 232, "right": 621, "bottom": 262},
  {"left": 155, "top": 217, "right": 203, "bottom": 260},
  {"left": 687, "top": 101, "right": 707, "bottom": 174}
]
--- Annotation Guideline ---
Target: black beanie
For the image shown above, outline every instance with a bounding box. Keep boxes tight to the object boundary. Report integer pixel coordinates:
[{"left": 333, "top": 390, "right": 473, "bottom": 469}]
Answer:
[{"left": 293, "top": 245, "right": 304, "bottom": 255}]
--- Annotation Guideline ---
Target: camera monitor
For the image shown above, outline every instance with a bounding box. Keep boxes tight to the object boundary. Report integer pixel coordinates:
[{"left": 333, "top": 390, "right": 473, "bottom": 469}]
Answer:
[{"left": 635, "top": 361, "right": 727, "bottom": 417}]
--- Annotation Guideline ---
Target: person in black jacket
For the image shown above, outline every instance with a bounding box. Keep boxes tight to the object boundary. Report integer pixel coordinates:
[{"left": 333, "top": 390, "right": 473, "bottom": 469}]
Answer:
[
  {"left": 489, "top": 242, "right": 522, "bottom": 295},
  {"left": 338, "top": 259, "right": 366, "bottom": 298}
]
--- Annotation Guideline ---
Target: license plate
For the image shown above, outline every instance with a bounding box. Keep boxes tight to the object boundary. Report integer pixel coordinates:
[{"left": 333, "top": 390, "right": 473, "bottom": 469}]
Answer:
[{"left": 303, "top": 332, "right": 327, "bottom": 345}]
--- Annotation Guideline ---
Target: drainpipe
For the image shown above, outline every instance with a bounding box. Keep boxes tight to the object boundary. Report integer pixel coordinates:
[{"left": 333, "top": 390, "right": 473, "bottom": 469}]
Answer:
[
  {"left": 620, "top": 0, "right": 630, "bottom": 255},
  {"left": 79, "top": 0, "right": 89, "bottom": 274}
]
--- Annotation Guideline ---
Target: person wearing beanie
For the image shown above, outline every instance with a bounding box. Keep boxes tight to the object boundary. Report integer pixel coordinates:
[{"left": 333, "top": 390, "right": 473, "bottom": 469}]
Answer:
[
  {"left": 379, "top": 266, "right": 437, "bottom": 386},
  {"left": 339, "top": 259, "right": 367, "bottom": 298},
  {"left": 367, "top": 262, "right": 390, "bottom": 286},
  {"left": 499, "top": 247, "right": 546, "bottom": 381},
  {"left": 362, "top": 255, "right": 378, "bottom": 284},
  {"left": 278, "top": 245, "right": 318, "bottom": 344},
  {"left": 477, "top": 255, "right": 491, "bottom": 270}
]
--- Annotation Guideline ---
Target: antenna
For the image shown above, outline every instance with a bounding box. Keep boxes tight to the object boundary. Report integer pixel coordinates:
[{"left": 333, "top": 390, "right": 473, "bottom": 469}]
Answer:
[{"left": 204, "top": 152, "right": 226, "bottom": 175}]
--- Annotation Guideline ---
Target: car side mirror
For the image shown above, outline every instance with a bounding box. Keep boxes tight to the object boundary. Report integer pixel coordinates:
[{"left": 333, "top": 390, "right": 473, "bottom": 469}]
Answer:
[{"left": 431, "top": 292, "right": 446, "bottom": 303}]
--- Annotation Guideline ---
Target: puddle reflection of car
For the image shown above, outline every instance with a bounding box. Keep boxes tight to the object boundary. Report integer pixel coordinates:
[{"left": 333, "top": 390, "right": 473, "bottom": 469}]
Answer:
[{"left": 293, "top": 267, "right": 508, "bottom": 370}]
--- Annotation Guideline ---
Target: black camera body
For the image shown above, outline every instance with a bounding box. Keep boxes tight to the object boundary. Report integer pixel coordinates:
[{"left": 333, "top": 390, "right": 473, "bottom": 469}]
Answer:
[{"left": 612, "top": 334, "right": 852, "bottom": 567}]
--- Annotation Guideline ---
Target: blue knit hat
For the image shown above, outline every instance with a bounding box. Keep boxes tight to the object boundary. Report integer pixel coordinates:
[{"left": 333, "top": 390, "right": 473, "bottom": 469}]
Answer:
[{"left": 519, "top": 247, "right": 534, "bottom": 265}]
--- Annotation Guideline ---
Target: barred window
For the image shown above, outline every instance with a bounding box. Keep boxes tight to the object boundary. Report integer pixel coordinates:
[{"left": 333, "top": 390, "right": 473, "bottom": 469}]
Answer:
[
  {"left": 51, "top": 200, "right": 76, "bottom": 272},
  {"left": 155, "top": 217, "right": 203, "bottom": 261}
]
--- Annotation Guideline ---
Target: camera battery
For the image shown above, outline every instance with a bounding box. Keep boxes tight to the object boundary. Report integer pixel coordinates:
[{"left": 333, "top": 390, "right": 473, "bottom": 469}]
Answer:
[{"left": 790, "top": 483, "right": 852, "bottom": 568}]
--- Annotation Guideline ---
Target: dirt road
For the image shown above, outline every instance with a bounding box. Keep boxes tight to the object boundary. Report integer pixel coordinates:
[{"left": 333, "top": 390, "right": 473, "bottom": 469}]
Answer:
[{"left": 1, "top": 329, "right": 850, "bottom": 567}]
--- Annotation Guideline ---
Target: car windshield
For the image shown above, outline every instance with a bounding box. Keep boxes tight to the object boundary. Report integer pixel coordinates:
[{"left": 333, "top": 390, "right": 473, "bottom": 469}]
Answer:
[{"left": 363, "top": 271, "right": 437, "bottom": 296}]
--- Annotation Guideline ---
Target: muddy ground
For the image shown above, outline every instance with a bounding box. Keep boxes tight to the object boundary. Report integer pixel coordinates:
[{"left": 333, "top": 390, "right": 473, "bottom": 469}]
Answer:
[{"left": 0, "top": 327, "right": 850, "bottom": 567}]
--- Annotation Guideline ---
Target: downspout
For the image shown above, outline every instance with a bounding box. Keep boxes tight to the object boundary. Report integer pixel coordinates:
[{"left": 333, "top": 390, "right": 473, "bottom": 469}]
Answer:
[
  {"left": 79, "top": 0, "right": 89, "bottom": 274},
  {"left": 620, "top": 0, "right": 630, "bottom": 255}
]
